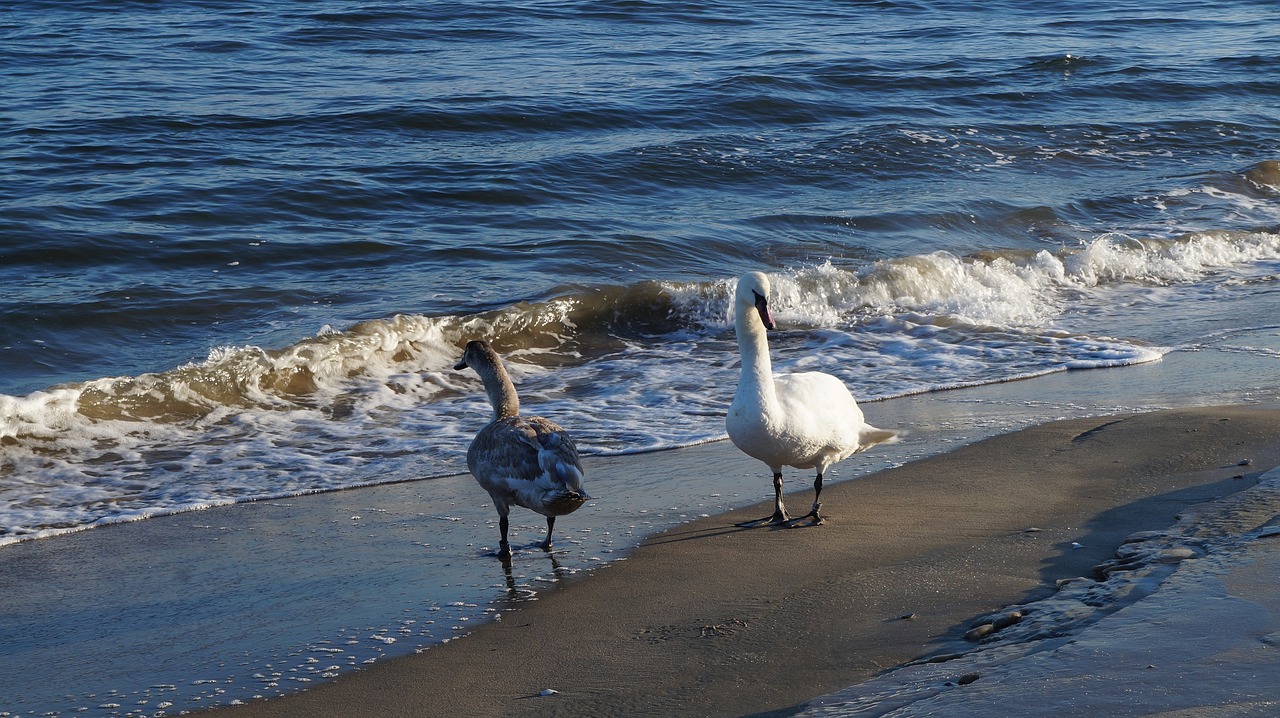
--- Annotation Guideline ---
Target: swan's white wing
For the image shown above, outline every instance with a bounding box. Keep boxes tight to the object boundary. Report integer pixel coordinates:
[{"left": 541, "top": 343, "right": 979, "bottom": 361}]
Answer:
[
  {"left": 772, "top": 371, "right": 895, "bottom": 464},
  {"left": 774, "top": 372, "right": 865, "bottom": 431}
]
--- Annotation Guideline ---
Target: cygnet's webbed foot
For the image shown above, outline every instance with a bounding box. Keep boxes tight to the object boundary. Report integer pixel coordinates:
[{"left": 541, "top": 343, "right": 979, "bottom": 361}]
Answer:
[
  {"left": 735, "top": 509, "right": 791, "bottom": 528},
  {"left": 496, "top": 542, "right": 513, "bottom": 563}
]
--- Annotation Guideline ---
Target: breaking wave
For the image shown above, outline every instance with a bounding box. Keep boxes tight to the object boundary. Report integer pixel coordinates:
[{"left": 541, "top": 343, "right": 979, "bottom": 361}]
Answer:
[{"left": 3, "top": 226, "right": 1279, "bottom": 545}]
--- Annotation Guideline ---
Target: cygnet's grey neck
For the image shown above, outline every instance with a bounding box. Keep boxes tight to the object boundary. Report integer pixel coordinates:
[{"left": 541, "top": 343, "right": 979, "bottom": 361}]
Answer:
[
  {"left": 460, "top": 342, "right": 520, "bottom": 420},
  {"left": 476, "top": 358, "right": 520, "bottom": 420}
]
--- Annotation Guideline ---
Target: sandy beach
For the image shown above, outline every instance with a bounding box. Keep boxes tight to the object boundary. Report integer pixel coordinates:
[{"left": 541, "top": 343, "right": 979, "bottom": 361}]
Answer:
[{"left": 206, "top": 403, "right": 1280, "bottom": 718}]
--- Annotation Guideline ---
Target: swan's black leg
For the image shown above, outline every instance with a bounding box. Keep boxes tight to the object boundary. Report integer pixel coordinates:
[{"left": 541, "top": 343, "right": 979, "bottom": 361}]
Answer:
[
  {"left": 786, "top": 472, "right": 825, "bottom": 527},
  {"left": 810, "top": 471, "right": 826, "bottom": 524},
  {"left": 736, "top": 472, "right": 791, "bottom": 527},
  {"left": 542, "top": 516, "right": 556, "bottom": 551}
]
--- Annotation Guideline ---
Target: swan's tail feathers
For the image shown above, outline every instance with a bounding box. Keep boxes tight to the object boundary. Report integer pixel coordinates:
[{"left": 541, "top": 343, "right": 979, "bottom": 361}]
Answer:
[{"left": 860, "top": 426, "right": 899, "bottom": 450}]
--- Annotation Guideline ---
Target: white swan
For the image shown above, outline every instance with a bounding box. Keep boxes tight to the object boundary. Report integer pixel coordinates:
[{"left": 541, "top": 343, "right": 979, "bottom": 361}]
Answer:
[
  {"left": 454, "top": 339, "right": 591, "bottom": 561},
  {"left": 726, "top": 271, "right": 896, "bottom": 526}
]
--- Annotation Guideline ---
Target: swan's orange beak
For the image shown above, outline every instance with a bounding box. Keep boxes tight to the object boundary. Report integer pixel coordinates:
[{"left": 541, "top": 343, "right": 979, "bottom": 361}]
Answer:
[{"left": 753, "top": 291, "right": 776, "bottom": 330}]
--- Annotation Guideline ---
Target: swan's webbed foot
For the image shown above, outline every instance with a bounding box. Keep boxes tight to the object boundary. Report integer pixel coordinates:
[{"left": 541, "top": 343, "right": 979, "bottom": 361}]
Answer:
[
  {"left": 735, "top": 508, "right": 791, "bottom": 528},
  {"left": 785, "top": 502, "right": 825, "bottom": 528},
  {"left": 737, "top": 472, "right": 789, "bottom": 527},
  {"left": 497, "top": 541, "right": 513, "bottom": 562}
]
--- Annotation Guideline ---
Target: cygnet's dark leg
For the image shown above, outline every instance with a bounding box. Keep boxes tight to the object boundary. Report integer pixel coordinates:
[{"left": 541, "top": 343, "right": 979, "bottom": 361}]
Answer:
[
  {"left": 497, "top": 513, "right": 512, "bottom": 562},
  {"left": 736, "top": 472, "right": 791, "bottom": 527},
  {"left": 787, "top": 472, "right": 825, "bottom": 527},
  {"left": 542, "top": 516, "right": 556, "bottom": 551}
]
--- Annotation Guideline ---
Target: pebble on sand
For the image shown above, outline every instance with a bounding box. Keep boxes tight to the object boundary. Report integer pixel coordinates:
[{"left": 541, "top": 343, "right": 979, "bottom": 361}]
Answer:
[{"left": 963, "top": 624, "right": 994, "bottom": 641}]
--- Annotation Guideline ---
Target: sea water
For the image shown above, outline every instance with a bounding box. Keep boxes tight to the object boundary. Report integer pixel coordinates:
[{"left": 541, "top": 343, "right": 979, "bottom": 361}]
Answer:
[{"left": 2, "top": 0, "right": 1279, "bottom": 713}]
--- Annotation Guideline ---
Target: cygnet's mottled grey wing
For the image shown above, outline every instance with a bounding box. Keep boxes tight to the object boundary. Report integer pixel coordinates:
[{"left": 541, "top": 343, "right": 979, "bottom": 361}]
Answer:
[
  {"left": 467, "top": 415, "right": 584, "bottom": 493},
  {"left": 520, "top": 416, "right": 585, "bottom": 490}
]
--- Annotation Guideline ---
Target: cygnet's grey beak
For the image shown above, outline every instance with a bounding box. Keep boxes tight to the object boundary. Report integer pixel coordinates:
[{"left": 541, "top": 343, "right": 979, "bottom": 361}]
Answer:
[{"left": 453, "top": 358, "right": 468, "bottom": 371}]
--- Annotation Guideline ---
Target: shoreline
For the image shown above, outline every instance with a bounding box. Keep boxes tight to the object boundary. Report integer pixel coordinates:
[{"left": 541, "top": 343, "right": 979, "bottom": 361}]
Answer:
[{"left": 207, "top": 404, "right": 1280, "bottom": 718}]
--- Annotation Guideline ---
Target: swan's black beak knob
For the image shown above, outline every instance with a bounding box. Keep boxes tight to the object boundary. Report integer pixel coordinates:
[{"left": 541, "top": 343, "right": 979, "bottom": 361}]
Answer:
[{"left": 753, "top": 290, "right": 776, "bottom": 330}]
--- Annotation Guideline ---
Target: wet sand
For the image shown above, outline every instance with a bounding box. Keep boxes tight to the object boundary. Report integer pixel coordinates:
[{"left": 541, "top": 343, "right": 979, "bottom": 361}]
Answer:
[
  {"left": 800, "top": 463, "right": 1280, "bottom": 717},
  {"left": 210, "top": 404, "right": 1280, "bottom": 718}
]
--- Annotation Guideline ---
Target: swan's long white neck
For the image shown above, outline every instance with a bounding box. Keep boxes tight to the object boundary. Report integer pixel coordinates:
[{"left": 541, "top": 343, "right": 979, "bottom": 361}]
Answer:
[{"left": 735, "top": 305, "right": 779, "bottom": 412}]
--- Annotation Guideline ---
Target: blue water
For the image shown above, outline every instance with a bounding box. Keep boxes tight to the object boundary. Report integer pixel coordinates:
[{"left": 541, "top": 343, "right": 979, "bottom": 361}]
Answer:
[{"left": 2, "top": 0, "right": 1280, "bottom": 712}]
